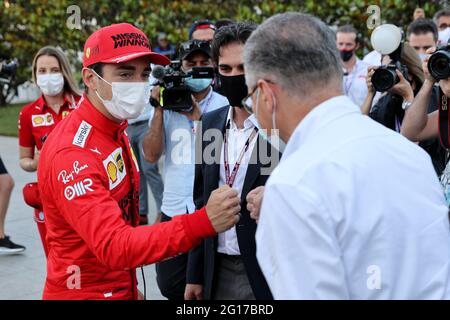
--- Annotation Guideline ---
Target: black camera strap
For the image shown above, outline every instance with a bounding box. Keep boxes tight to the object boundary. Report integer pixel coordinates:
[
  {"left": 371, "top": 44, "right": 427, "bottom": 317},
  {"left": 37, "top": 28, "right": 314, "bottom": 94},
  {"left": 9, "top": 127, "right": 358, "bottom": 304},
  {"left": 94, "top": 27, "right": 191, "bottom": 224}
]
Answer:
[{"left": 439, "top": 86, "right": 450, "bottom": 149}]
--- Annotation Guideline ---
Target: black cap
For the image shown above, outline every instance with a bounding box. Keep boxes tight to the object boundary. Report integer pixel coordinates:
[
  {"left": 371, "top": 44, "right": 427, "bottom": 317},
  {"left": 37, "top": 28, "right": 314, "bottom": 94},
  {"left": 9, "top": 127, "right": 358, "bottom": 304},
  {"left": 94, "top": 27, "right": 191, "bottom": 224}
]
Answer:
[
  {"left": 189, "top": 20, "right": 216, "bottom": 39},
  {"left": 179, "top": 39, "right": 212, "bottom": 60}
]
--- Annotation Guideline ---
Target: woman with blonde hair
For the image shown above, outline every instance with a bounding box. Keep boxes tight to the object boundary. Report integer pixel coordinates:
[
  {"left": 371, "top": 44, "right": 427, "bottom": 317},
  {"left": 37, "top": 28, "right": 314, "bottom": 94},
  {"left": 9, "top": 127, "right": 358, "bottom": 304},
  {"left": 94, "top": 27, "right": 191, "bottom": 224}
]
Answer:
[{"left": 18, "top": 46, "right": 81, "bottom": 256}]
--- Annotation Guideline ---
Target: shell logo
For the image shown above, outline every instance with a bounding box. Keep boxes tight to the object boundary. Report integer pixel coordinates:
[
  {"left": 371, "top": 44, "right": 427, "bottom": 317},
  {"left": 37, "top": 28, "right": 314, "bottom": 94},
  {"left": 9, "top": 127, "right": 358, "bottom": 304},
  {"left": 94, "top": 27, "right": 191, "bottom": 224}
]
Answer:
[
  {"left": 33, "top": 116, "right": 44, "bottom": 125},
  {"left": 107, "top": 161, "right": 118, "bottom": 183}
]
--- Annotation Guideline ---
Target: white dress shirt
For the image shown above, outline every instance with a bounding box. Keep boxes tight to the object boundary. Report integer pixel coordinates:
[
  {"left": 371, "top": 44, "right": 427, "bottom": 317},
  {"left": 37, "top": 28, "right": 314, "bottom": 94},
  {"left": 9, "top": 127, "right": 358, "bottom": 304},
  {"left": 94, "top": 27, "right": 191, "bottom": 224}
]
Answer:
[
  {"left": 256, "top": 95, "right": 450, "bottom": 299},
  {"left": 343, "top": 58, "right": 370, "bottom": 108},
  {"left": 363, "top": 50, "right": 382, "bottom": 67},
  {"left": 218, "top": 107, "right": 259, "bottom": 255}
]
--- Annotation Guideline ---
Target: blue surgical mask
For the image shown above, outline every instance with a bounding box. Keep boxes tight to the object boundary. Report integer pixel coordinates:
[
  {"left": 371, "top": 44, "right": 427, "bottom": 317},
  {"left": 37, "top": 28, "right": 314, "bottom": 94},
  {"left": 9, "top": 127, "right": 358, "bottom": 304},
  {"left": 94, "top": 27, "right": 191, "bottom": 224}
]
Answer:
[{"left": 185, "top": 76, "right": 212, "bottom": 93}]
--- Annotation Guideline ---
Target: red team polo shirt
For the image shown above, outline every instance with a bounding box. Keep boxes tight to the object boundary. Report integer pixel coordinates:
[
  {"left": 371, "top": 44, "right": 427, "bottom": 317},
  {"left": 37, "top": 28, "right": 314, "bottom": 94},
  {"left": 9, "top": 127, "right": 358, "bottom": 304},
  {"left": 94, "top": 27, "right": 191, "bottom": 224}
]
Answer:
[{"left": 18, "top": 94, "right": 80, "bottom": 150}]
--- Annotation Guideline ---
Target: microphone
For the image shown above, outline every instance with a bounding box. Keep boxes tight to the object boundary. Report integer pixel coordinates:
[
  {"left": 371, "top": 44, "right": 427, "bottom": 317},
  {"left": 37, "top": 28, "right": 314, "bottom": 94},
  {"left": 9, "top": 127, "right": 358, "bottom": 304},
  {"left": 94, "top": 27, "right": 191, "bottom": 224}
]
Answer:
[{"left": 151, "top": 65, "right": 166, "bottom": 81}]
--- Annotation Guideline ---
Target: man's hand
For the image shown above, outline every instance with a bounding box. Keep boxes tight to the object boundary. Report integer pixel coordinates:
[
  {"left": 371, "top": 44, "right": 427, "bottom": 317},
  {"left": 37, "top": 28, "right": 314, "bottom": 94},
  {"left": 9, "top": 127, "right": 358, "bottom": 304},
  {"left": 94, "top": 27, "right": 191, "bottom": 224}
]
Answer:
[
  {"left": 246, "top": 186, "right": 265, "bottom": 223},
  {"left": 180, "top": 95, "right": 202, "bottom": 121},
  {"left": 423, "top": 47, "right": 437, "bottom": 84},
  {"left": 184, "top": 284, "right": 203, "bottom": 300},
  {"left": 366, "top": 66, "right": 378, "bottom": 95},
  {"left": 205, "top": 185, "right": 240, "bottom": 233}
]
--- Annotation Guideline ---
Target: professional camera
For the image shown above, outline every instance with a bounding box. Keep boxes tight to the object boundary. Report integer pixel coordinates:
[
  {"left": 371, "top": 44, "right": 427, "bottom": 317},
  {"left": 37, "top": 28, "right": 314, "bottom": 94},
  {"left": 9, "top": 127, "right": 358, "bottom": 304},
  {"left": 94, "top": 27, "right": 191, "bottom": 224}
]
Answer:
[
  {"left": 370, "top": 24, "right": 408, "bottom": 92},
  {"left": 0, "top": 59, "right": 17, "bottom": 85},
  {"left": 428, "top": 44, "right": 450, "bottom": 80},
  {"left": 151, "top": 61, "right": 214, "bottom": 112},
  {"left": 371, "top": 61, "right": 409, "bottom": 92}
]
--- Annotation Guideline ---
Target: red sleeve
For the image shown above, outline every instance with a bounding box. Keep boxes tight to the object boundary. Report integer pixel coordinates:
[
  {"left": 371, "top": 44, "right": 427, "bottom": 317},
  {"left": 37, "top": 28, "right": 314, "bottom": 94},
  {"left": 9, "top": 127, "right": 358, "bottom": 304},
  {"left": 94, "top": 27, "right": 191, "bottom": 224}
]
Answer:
[
  {"left": 50, "top": 148, "right": 216, "bottom": 271},
  {"left": 18, "top": 106, "right": 35, "bottom": 148}
]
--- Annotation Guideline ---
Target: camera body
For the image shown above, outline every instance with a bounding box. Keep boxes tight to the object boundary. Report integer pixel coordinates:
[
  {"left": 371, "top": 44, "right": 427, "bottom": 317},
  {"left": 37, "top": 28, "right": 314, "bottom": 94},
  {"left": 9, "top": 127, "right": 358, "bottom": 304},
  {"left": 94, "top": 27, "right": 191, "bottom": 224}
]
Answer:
[
  {"left": 153, "top": 61, "right": 214, "bottom": 112},
  {"left": 0, "top": 59, "right": 18, "bottom": 85},
  {"left": 428, "top": 45, "right": 450, "bottom": 80},
  {"left": 371, "top": 61, "right": 409, "bottom": 93}
]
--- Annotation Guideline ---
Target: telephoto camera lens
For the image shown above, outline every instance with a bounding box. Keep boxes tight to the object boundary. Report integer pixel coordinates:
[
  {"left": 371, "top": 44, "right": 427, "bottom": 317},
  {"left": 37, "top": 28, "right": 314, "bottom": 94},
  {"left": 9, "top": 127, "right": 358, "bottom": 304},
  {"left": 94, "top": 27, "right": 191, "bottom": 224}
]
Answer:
[{"left": 428, "top": 50, "right": 450, "bottom": 80}]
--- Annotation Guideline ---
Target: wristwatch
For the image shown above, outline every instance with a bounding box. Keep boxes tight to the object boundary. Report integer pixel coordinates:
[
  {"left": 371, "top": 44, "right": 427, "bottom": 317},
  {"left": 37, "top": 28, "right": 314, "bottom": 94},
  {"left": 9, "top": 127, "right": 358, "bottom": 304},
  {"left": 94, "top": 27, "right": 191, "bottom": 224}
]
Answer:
[{"left": 402, "top": 100, "right": 413, "bottom": 110}]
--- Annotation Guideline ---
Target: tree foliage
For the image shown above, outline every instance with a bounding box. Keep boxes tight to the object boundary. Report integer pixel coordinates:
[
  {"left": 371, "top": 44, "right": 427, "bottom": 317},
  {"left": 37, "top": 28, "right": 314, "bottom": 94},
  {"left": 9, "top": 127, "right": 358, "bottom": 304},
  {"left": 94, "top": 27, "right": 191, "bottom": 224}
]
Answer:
[{"left": 0, "top": 0, "right": 445, "bottom": 105}]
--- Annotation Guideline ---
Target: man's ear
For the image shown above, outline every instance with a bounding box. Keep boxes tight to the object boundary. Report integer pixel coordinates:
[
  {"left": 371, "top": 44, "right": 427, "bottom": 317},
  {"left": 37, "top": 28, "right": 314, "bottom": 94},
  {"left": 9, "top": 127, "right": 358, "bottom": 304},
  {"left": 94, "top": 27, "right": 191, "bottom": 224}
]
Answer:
[
  {"left": 260, "top": 80, "right": 275, "bottom": 114},
  {"left": 82, "top": 68, "right": 96, "bottom": 92}
]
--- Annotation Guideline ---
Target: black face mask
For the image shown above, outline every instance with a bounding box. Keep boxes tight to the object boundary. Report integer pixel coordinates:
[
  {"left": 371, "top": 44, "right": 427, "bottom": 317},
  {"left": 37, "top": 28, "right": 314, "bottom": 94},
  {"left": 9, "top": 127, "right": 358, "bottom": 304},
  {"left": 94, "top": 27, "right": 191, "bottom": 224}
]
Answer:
[
  {"left": 218, "top": 74, "right": 248, "bottom": 108},
  {"left": 340, "top": 50, "right": 354, "bottom": 62}
]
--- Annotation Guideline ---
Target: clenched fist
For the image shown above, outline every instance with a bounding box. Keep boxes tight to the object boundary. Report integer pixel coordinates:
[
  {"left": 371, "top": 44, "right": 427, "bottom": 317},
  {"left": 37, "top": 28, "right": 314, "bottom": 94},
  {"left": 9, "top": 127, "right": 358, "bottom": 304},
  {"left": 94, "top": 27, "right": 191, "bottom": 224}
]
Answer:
[
  {"left": 205, "top": 185, "right": 241, "bottom": 233},
  {"left": 246, "top": 186, "right": 265, "bottom": 223}
]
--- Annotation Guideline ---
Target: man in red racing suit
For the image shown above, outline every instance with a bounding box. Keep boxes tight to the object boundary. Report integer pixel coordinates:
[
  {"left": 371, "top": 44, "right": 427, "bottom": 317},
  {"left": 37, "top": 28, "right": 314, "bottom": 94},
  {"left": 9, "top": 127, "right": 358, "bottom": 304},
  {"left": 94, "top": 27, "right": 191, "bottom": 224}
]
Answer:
[{"left": 37, "top": 23, "right": 241, "bottom": 300}]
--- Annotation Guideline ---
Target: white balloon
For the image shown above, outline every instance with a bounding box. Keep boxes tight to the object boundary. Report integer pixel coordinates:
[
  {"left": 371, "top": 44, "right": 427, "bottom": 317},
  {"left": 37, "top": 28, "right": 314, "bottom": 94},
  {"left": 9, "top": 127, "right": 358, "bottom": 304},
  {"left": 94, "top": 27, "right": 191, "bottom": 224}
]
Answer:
[{"left": 371, "top": 24, "right": 402, "bottom": 55}]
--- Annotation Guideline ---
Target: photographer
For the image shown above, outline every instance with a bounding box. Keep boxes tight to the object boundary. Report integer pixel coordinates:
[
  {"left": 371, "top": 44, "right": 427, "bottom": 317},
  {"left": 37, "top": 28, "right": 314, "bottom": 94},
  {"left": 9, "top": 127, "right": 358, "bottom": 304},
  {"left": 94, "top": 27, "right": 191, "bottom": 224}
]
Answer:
[
  {"left": 401, "top": 45, "right": 450, "bottom": 205},
  {"left": 142, "top": 39, "right": 228, "bottom": 300},
  {"left": 362, "top": 43, "right": 446, "bottom": 175},
  {"left": 407, "top": 18, "right": 438, "bottom": 59}
]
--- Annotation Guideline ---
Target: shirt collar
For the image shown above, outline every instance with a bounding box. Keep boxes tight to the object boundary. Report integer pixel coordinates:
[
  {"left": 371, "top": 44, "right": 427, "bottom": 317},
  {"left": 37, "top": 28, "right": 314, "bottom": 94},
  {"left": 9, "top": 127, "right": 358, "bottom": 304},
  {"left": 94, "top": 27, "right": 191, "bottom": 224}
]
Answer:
[
  {"left": 282, "top": 95, "right": 360, "bottom": 159},
  {"left": 35, "top": 93, "right": 77, "bottom": 112},
  {"left": 226, "top": 106, "right": 259, "bottom": 130},
  {"left": 77, "top": 94, "right": 127, "bottom": 138}
]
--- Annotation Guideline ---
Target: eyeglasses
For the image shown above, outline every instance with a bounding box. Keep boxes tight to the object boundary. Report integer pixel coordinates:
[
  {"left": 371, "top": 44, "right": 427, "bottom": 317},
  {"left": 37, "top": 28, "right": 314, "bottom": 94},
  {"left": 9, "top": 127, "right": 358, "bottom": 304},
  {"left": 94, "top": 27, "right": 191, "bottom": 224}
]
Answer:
[{"left": 241, "top": 79, "right": 276, "bottom": 114}]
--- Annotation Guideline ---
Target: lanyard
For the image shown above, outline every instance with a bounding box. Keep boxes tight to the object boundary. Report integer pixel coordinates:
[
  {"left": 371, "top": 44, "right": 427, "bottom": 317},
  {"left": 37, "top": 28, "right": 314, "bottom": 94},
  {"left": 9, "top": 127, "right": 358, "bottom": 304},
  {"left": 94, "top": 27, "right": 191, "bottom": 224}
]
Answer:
[{"left": 223, "top": 119, "right": 258, "bottom": 187}]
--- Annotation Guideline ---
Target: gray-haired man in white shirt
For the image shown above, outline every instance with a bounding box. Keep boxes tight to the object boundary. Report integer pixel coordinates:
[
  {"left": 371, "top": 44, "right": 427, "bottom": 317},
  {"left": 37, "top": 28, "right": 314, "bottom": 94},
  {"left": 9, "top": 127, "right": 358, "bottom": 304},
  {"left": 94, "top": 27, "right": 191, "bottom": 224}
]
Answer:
[{"left": 243, "top": 12, "right": 450, "bottom": 300}]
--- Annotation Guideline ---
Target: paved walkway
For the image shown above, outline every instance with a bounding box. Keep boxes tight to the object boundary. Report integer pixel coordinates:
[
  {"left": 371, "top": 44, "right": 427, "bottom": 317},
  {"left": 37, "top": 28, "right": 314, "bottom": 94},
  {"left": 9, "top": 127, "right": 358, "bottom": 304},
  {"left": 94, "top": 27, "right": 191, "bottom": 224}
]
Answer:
[{"left": 0, "top": 136, "right": 164, "bottom": 300}]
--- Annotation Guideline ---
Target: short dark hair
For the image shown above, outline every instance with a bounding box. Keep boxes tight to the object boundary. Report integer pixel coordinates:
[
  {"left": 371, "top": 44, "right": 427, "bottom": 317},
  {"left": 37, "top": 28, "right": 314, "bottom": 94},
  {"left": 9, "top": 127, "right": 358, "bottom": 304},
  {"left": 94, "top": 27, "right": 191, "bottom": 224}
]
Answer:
[
  {"left": 434, "top": 9, "right": 450, "bottom": 25},
  {"left": 85, "top": 62, "right": 104, "bottom": 93},
  {"left": 211, "top": 21, "right": 257, "bottom": 65},
  {"left": 215, "top": 19, "right": 234, "bottom": 30},
  {"left": 407, "top": 18, "right": 438, "bottom": 42},
  {"left": 336, "top": 25, "right": 360, "bottom": 44}
]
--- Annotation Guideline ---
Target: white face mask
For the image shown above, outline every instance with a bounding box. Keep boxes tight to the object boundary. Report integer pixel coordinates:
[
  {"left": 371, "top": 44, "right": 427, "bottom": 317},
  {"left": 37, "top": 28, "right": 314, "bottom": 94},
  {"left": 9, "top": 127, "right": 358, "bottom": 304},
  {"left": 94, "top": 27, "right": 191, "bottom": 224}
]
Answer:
[
  {"left": 91, "top": 70, "right": 151, "bottom": 121},
  {"left": 36, "top": 73, "right": 64, "bottom": 96},
  {"left": 438, "top": 27, "right": 450, "bottom": 46}
]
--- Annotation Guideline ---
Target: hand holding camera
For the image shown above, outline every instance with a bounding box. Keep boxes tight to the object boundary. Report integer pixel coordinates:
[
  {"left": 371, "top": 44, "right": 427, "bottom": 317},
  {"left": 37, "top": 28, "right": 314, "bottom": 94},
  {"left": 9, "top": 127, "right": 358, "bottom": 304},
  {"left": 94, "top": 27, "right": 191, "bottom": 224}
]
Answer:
[
  {"left": 151, "top": 62, "right": 214, "bottom": 112},
  {"left": 421, "top": 47, "right": 437, "bottom": 84},
  {"left": 366, "top": 66, "right": 377, "bottom": 95},
  {"left": 388, "top": 69, "right": 414, "bottom": 101},
  {"left": 179, "top": 95, "right": 202, "bottom": 121},
  {"left": 369, "top": 24, "right": 410, "bottom": 93}
]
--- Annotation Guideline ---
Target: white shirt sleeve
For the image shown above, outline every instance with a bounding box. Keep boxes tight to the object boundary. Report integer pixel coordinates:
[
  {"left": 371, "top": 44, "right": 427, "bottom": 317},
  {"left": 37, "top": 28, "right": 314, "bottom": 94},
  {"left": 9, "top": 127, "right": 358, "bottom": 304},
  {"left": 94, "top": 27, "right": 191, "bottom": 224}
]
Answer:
[{"left": 256, "top": 182, "right": 350, "bottom": 300}]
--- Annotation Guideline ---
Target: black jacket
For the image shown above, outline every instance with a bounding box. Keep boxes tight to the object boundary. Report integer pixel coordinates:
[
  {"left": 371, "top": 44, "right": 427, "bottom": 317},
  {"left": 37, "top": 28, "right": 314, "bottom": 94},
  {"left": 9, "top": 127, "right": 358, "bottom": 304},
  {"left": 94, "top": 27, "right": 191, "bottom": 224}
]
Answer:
[{"left": 186, "top": 106, "right": 281, "bottom": 300}]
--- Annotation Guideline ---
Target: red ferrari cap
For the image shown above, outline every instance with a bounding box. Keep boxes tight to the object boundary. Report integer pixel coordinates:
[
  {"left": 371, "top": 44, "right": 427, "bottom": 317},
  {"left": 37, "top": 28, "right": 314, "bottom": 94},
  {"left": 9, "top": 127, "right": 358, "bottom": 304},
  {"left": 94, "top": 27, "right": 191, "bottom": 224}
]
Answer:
[{"left": 83, "top": 23, "right": 170, "bottom": 67}]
